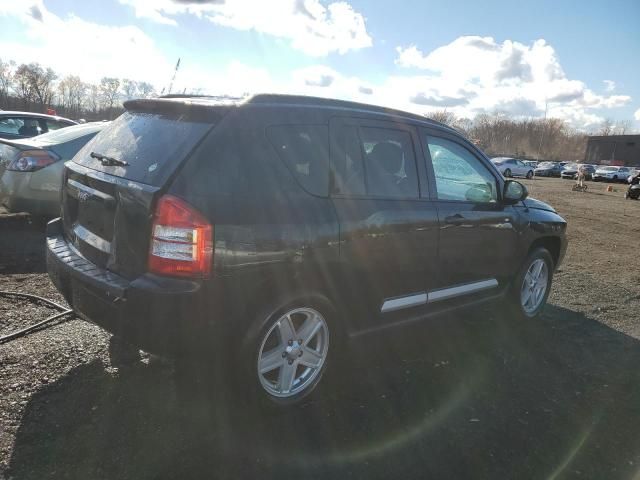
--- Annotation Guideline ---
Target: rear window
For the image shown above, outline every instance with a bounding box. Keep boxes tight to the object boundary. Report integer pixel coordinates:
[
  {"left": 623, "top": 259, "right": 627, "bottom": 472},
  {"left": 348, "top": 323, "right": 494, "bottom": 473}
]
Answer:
[
  {"left": 73, "top": 112, "right": 211, "bottom": 186},
  {"left": 267, "top": 125, "right": 329, "bottom": 196}
]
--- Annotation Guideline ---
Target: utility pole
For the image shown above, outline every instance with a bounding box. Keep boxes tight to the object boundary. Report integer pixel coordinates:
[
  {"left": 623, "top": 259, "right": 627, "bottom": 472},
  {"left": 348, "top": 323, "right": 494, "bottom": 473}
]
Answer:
[{"left": 167, "top": 58, "right": 181, "bottom": 95}]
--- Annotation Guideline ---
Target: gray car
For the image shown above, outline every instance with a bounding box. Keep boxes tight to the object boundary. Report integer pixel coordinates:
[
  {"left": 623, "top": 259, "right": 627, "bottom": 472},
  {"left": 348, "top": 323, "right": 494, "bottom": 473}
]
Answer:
[
  {"left": 0, "top": 122, "right": 107, "bottom": 217},
  {"left": 0, "top": 111, "right": 77, "bottom": 140}
]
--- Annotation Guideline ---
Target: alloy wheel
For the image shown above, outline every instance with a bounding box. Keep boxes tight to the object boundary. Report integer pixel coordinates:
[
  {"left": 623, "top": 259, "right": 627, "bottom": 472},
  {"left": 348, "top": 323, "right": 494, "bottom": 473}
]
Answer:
[
  {"left": 257, "top": 307, "right": 329, "bottom": 398},
  {"left": 520, "top": 258, "right": 549, "bottom": 315}
]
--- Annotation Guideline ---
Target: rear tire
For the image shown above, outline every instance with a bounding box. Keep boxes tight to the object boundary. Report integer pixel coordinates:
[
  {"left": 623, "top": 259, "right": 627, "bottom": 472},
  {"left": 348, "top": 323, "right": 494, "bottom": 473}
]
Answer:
[
  {"left": 507, "top": 248, "right": 554, "bottom": 320},
  {"left": 526, "top": 170, "right": 533, "bottom": 179},
  {"left": 504, "top": 169, "right": 512, "bottom": 178},
  {"left": 238, "top": 295, "right": 343, "bottom": 408}
]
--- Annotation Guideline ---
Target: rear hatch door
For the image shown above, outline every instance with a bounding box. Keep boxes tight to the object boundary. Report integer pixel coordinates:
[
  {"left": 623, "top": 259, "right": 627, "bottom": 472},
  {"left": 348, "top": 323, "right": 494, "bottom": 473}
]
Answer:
[{"left": 62, "top": 103, "right": 223, "bottom": 279}]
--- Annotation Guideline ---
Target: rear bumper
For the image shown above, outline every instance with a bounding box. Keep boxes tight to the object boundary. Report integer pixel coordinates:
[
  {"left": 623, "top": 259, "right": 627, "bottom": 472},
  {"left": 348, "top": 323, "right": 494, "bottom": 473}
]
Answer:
[{"left": 46, "top": 218, "right": 210, "bottom": 355}]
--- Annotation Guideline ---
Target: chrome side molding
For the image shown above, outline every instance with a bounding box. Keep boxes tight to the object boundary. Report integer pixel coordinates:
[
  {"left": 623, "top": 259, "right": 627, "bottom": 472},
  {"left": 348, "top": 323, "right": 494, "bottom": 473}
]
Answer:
[
  {"left": 428, "top": 278, "right": 498, "bottom": 303},
  {"left": 381, "top": 278, "right": 499, "bottom": 313},
  {"left": 380, "top": 293, "right": 428, "bottom": 313}
]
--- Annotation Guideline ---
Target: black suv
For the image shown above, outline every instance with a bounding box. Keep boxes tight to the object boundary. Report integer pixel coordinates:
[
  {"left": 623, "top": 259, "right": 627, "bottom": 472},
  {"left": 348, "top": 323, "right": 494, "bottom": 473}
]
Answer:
[{"left": 46, "top": 95, "right": 567, "bottom": 405}]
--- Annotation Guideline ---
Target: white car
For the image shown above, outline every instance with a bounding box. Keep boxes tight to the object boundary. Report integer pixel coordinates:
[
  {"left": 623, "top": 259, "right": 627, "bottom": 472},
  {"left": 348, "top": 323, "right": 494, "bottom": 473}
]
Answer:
[
  {"left": 592, "top": 166, "right": 631, "bottom": 182},
  {"left": 490, "top": 157, "right": 534, "bottom": 179}
]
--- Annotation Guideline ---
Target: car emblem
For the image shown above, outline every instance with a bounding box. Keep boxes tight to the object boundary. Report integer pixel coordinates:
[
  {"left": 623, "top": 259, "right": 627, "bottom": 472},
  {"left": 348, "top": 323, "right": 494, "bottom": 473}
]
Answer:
[{"left": 77, "top": 191, "right": 91, "bottom": 202}]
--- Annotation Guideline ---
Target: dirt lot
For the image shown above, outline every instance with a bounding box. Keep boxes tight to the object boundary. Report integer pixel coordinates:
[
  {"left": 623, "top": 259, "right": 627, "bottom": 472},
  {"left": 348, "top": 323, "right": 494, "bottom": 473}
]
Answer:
[{"left": 1, "top": 177, "right": 639, "bottom": 480}]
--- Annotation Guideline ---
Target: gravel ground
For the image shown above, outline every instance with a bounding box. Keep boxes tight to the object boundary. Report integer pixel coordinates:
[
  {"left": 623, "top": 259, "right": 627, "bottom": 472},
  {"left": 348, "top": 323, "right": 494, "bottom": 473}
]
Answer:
[{"left": 0, "top": 177, "right": 639, "bottom": 480}]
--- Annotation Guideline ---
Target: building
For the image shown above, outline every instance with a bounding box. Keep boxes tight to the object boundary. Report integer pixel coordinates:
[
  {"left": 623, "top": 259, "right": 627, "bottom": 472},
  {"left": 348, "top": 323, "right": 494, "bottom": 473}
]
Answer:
[{"left": 585, "top": 135, "right": 640, "bottom": 166}]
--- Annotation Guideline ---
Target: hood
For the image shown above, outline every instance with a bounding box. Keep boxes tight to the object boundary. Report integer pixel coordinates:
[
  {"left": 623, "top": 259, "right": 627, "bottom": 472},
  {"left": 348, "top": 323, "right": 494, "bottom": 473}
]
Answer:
[{"left": 522, "top": 197, "right": 556, "bottom": 212}]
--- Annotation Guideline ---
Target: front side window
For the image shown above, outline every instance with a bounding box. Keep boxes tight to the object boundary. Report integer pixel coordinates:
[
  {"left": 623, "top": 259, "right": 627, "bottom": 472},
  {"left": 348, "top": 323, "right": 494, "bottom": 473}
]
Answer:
[{"left": 427, "top": 136, "right": 498, "bottom": 203}]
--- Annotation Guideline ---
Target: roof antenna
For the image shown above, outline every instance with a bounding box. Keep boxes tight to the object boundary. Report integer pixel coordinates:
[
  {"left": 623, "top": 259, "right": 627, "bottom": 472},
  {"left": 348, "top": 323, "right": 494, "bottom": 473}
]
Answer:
[{"left": 167, "top": 58, "right": 181, "bottom": 94}]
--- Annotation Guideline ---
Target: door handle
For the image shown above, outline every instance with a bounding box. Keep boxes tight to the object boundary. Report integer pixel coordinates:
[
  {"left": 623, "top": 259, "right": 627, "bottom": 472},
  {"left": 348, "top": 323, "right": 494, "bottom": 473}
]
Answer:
[{"left": 444, "top": 213, "right": 465, "bottom": 225}]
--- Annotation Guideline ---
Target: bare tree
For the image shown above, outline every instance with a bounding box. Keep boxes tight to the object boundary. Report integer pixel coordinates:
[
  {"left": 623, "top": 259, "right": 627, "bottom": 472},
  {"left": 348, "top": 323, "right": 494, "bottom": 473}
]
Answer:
[
  {"left": 121, "top": 79, "right": 138, "bottom": 100},
  {"left": 614, "top": 120, "right": 631, "bottom": 135},
  {"left": 100, "top": 77, "right": 121, "bottom": 117},
  {"left": 137, "top": 81, "right": 156, "bottom": 98},
  {"left": 87, "top": 83, "right": 101, "bottom": 114},
  {"left": 13, "top": 64, "right": 36, "bottom": 109},
  {"left": 0, "top": 58, "right": 14, "bottom": 106},
  {"left": 598, "top": 118, "right": 614, "bottom": 136}
]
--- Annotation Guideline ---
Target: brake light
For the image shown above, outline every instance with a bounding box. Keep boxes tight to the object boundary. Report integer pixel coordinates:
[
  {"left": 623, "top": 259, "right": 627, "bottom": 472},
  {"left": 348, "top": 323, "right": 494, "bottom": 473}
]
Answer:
[
  {"left": 7, "top": 150, "right": 59, "bottom": 172},
  {"left": 148, "top": 195, "right": 213, "bottom": 278}
]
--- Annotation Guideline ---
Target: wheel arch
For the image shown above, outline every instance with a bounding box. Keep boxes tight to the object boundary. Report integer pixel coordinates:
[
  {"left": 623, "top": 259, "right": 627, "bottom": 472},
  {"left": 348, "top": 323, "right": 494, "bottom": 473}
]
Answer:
[{"left": 528, "top": 236, "right": 561, "bottom": 267}]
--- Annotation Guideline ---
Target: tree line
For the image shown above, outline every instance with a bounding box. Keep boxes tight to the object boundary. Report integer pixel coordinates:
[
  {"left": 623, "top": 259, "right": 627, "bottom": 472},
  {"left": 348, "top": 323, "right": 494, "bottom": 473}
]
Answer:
[
  {"left": 427, "top": 111, "right": 633, "bottom": 162},
  {"left": 1, "top": 58, "right": 634, "bottom": 161},
  {"left": 0, "top": 59, "right": 157, "bottom": 121}
]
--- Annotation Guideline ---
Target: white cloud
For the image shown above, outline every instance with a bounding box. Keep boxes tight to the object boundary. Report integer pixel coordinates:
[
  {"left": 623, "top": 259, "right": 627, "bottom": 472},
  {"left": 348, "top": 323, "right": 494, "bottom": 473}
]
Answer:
[
  {"left": 393, "top": 36, "right": 632, "bottom": 128},
  {"left": 0, "top": 1, "right": 172, "bottom": 86},
  {"left": 635, "top": 108, "right": 640, "bottom": 121},
  {"left": 603, "top": 80, "right": 616, "bottom": 92},
  {"left": 119, "top": 0, "right": 372, "bottom": 56}
]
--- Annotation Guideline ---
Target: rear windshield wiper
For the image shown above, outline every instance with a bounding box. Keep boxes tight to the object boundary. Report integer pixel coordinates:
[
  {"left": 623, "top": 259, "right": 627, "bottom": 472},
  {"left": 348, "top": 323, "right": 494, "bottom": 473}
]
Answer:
[{"left": 90, "top": 151, "right": 129, "bottom": 167}]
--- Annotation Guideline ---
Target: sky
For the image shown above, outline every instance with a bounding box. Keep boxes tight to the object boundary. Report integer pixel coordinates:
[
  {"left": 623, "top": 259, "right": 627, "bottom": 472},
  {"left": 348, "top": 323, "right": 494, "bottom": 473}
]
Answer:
[{"left": 0, "top": 0, "right": 639, "bottom": 131}]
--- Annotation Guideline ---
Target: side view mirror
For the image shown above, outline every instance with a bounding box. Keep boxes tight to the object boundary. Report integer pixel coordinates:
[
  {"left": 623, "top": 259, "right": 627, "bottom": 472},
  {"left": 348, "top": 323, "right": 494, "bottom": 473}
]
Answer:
[{"left": 503, "top": 180, "right": 528, "bottom": 204}]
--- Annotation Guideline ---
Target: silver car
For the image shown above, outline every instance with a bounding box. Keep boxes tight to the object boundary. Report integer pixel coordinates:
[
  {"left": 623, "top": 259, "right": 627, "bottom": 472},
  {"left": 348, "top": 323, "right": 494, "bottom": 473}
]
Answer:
[
  {"left": 0, "top": 122, "right": 107, "bottom": 217},
  {"left": 490, "top": 157, "right": 535, "bottom": 179}
]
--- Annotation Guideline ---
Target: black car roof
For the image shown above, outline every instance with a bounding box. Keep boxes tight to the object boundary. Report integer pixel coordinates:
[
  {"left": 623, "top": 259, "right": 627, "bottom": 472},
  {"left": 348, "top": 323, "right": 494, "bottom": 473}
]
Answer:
[{"left": 127, "top": 93, "right": 457, "bottom": 133}]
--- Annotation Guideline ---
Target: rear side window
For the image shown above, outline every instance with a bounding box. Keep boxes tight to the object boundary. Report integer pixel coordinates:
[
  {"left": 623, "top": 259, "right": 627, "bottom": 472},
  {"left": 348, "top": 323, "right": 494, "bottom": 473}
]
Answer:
[
  {"left": 267, "top": 125, "right": 329, "bottom": 196},
  {"left": 73, "top": 112, "right": 211, "bottom": 186},
  {"left": 359, "top": 127, "right": 419, "bottom": 198}
]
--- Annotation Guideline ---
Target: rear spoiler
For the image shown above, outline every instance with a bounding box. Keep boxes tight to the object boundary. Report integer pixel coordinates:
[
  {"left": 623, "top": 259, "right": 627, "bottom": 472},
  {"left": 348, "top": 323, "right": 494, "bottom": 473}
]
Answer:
[{"left": 123, "top": 97, "right": 236, "bottom": 122}]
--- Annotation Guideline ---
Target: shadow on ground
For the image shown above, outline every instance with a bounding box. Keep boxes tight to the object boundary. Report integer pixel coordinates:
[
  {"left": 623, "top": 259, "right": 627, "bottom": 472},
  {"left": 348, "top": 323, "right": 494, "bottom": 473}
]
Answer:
[
  {"left": 7, "top": 306, "right": 640, "bottom": 480},
  {"left": 0, "top": 216, "right": 47, "bottom": 274}
]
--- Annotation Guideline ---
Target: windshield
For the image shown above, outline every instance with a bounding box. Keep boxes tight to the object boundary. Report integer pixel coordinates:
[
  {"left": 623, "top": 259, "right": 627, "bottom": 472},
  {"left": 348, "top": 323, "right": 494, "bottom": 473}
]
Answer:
[{"left": 600, "top": 166, "right": 617, "bottom": 171}]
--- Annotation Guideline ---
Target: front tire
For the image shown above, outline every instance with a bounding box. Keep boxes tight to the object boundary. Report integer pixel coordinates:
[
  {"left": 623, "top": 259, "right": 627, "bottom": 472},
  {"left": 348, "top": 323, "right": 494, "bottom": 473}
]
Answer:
[
  {"left": 526, "top": 170, "right": 533, "bottom": 179},
  {"left": 508, "top": 248, "right": 554, "bottom": 319},
  {"left": 504, "top": 168, "right": 512, "bottom": 178}
]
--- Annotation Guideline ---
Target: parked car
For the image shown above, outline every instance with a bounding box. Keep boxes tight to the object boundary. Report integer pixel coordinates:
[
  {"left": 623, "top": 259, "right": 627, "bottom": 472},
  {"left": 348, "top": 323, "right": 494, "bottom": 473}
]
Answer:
[
  {"left": 534, "top": 162, "right": 563, "bottom": 177},
  {"left": 560, "top": 163, "right": 596, "bottom": 180},
  {"left": 490, "top": 157, "right": 534, "bottom": 178},
  {"left": 592, "top": 166, "right": 631, "bottom": 183},
  {"left": 46, "top": 95, "right": 567, "bottom": 406},
  {"left": 0, "top": 122, "right": 107, "bottom": 217},
  {"left": 0, "top": 111, "right": 77, "bottom": 140}
]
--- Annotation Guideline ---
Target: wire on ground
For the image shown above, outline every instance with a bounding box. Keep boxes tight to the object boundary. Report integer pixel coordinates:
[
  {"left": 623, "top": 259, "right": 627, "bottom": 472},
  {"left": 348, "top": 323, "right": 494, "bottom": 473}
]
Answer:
[{"left": 0, "top": 291, "right": 75, "bottom": 344}]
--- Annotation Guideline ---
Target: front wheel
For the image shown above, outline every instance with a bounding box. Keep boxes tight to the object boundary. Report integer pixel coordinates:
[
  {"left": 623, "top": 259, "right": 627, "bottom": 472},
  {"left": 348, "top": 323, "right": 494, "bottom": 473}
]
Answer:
[
  {"left": 526, "top": 170, "right": 533, "bottom": 179},
  {"left": 504, "top": 168, "right": 512, "bottom": 178},
  {"left": 508, "top": 248, "right": 554, "bottom": 319}
]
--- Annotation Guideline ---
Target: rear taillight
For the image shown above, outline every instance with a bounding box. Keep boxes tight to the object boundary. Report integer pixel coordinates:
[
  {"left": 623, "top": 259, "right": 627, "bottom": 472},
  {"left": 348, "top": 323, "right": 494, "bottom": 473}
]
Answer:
[
  {"left": 7, "top": 150, "right": 59, "bottom": 172},
  {"left": 148, "top": 195, "right": 213, "bottom": 278}
]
